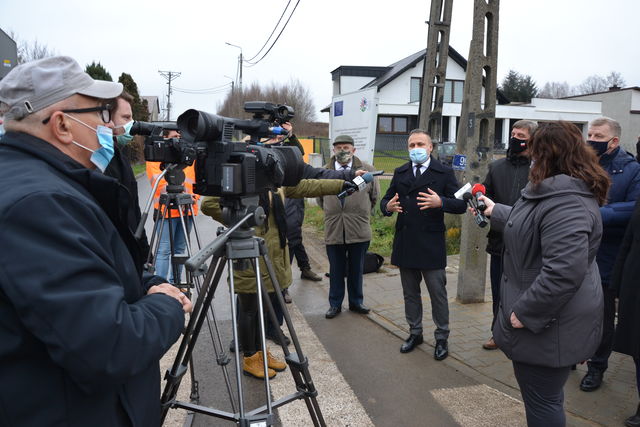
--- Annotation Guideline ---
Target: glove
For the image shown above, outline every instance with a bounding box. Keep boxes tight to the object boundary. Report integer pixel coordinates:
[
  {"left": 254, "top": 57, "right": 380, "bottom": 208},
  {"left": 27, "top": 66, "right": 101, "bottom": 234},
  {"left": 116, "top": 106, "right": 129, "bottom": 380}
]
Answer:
[{"left": 342, "top": 181, "right": 357, "bottom": 192}]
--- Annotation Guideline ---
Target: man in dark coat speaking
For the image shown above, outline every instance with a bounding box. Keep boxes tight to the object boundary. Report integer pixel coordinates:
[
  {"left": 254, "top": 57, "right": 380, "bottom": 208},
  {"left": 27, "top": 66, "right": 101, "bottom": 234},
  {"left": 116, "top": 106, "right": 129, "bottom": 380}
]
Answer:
[
  {"left": 380, "top": 129, "right": 466, "bottom": 360},
  {"left": 0, "top": 56, "right": 190, "bottom": 426}
]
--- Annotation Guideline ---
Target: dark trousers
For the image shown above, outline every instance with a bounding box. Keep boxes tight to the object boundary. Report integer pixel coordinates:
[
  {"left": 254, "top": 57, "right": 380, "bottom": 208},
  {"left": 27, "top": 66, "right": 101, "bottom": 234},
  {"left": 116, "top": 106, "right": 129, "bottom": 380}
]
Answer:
[
  {"left": 288, "top": 241, "right": 311, "bottom": 271},
  {"left": 588, "top": 286, "right": 617, "bottom": 372},
  {"left": 489, "top": 254, "right": 502, "bottom": 331},
  {"left": 635, "top": 357, "right": 640, "bottom": 399},
  {"left": 513, "top": 361, "right": 571, "bottom": 427},
  {"left": 326, "top": 241, "right": 369, "bottom": 308},
  {"left": 237, "top": 292, "right": 284, "bottom": 356},
  {"left": 399, "top": 267, "right": 449, "bottom": 340}
]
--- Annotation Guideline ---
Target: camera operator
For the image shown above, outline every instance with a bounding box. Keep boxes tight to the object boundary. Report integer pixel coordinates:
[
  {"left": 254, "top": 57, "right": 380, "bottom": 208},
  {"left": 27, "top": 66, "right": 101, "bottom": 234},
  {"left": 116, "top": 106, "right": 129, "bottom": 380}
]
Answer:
[
  {"left": 105, "top": 91, "right": 152, "bottom": 266},
  {"left": 0, "top": 56, "right": 191, "bottom": 426},
  {"left": 201, "top": 177, "right": 347, "bottom": 379},
  {"left": 146, "top": 130, "right": 201, "bottom": 284}
]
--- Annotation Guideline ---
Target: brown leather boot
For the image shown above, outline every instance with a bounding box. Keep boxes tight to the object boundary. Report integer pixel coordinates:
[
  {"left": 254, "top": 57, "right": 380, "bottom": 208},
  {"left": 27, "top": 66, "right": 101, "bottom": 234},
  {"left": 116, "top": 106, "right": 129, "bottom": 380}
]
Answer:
[
  {"left": 482, "top": 337, "right": 498, "bottom": 350},
  {"left": 261, "top": 350, "right": 287, "bottom": 372},
  {"left": 243, "top": 352, "right": 276, "bottom": 379}
]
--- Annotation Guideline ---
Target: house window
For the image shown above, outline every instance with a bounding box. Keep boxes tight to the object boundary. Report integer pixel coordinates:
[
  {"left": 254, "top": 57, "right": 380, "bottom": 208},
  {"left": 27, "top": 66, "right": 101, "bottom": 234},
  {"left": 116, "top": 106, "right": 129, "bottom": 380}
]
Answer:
[
  {"left": 444, "top": 80, "right": 464, "bottom": 103},
  {"left": 378, "top": 116, "right": 409, "bottom": 133},
  {"left": 410, "top": 77, "right": 421, "bottom": 103}
]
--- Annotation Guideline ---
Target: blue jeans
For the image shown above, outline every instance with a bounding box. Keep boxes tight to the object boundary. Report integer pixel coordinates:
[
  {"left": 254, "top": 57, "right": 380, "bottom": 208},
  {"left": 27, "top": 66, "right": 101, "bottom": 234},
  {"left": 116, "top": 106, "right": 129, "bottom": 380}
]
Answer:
[
  {"left": 326, "top": 241, "right": 369, "bottom": 308},
  {"left": 154, "top": 216, "right": 192, "bottom": 283}
]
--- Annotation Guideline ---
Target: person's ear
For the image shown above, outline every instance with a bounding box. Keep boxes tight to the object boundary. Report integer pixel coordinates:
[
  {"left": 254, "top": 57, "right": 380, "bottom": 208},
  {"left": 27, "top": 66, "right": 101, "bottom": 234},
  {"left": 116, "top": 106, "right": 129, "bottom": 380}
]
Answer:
[{"left": 50, "top": 112, "right": 74, "bottom": 144}]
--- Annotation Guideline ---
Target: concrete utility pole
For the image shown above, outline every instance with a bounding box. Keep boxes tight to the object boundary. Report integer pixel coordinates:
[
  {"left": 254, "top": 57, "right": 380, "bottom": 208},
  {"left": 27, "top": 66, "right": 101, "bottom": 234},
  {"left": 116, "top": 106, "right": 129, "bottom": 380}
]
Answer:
[
  {"left": 158, "top": 70, "right": 181, "bottom": 121},
  {"left": 418, "top": 0, "right": 454, "bottom": 144},
  {"left": 225, "top": 42, "right": 243, "bottom": 92},
  {"left": 456, "top": 0, "right": 500, "bottom": 303}
]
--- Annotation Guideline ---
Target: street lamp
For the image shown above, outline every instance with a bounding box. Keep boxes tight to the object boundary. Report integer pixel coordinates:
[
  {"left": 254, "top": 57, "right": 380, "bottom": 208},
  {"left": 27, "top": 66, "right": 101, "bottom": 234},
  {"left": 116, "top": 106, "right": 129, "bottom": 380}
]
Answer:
[{"left": 225, "top": 42, "right": 242, "bottom": 92}]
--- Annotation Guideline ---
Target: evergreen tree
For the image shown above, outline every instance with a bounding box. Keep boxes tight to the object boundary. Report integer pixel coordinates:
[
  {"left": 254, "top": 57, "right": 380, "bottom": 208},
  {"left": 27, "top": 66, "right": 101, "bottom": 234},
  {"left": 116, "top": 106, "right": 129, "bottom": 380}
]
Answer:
[
  {"left": 117, "top": 73, "right": 149, "bottom": 121},
  {"left": 85, "top": 61, "right": 112, "bottom": 81},
  {"left": 499, "top": 70, "right": 538, "bottom": 103}
]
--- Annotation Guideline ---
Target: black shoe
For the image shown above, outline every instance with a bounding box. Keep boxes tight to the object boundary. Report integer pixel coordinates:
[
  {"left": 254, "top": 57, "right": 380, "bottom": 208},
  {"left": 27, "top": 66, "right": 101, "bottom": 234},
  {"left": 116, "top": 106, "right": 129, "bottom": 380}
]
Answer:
[
  {"left": 266, "top": 329, "right": 291, "bottom": 346},
  {"left": 325, "top": 306, "right": 341, "bottom": 319},
  {"left": 434, "top": 339, "right": 448, "bottom": 361},
  {"left": 580, "top": 369, "right": 603, "bottom": 392},
  {"left": 301, "top": 268, "right": 322, "bottom": 281},
  {"left": 625, "top": 403, "right": 640, "bottom": 427},
  {"left": 400, "top": 334, "right": 423, "bottom": 353},
  {"left": 348, "top": 304, "right": 370, "bottom": 314}
]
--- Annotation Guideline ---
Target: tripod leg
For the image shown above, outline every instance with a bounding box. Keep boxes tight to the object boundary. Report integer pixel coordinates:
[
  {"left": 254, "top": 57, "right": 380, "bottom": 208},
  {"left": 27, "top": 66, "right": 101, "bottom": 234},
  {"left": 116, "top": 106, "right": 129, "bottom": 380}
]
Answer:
[
  {"left": 255, "top": 243, "right": 327, "bottom": 427},
  {"left": 160, "top": 255, "right": 226, "bottom": 423}
]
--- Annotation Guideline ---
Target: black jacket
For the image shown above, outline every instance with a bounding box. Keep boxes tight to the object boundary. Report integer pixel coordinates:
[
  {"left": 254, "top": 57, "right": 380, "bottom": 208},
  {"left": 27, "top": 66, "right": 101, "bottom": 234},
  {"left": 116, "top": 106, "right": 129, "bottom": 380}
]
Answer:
[
  {"left": 483, "top": 152, "right": 530, "bottom": 255},
  {"left": 105, "top": 146, "right": 151, "bottom": 262},
  {"left": 380, "top": 157, "right": 466, "bottom": 270},
  {"left": 611, "top": 198, "right": 640, "bottom": 358},
  {"left": 0, "top": 132, "right": 184, "bottom": 426}
]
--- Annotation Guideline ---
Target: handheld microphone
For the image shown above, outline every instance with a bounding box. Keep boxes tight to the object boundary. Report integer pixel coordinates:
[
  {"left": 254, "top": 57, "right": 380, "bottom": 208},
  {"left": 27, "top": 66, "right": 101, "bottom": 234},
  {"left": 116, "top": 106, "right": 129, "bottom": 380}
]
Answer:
[
  {"left": 337, "top": 173, "right": 375, "bottom": 199},
  {"left": 267, "top": 126, "right": 289, "bottom": 136},
  {"left": 471, "top": 183, "right": 487, "bottom": 211},
  {"left": 463, "top": 192, "right": 488, "bottom": 228}
]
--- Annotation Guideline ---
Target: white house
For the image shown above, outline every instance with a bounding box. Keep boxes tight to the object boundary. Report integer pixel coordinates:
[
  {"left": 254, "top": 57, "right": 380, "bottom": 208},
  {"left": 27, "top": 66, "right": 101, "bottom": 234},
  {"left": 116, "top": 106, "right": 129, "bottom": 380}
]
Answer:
[{"left": 325, "top": 47, "right": 603, "bottom": 158}]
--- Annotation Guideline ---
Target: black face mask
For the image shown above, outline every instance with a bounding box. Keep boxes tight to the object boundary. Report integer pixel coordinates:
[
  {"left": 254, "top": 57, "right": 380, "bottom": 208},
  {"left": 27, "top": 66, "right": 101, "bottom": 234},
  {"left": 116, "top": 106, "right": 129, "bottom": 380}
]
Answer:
[
  {"left": 509, "top": 137, "right": 527, "bottom": 154},
  {"left": 587, "top": 139, "right": 611, "bottom": 157}
]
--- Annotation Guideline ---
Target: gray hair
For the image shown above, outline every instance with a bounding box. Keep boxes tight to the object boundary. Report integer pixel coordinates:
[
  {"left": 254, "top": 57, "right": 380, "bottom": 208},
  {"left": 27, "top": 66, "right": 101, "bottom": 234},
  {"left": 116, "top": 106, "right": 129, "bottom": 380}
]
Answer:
[
  {"left": 589, "top": 117, "right": 621, "bottom": 138},
  {"left": 512, "top": 120, "right": 538, "bottom": 135},
  {"left": 408, "top": 128, "right": 431, "bottom": 138}
]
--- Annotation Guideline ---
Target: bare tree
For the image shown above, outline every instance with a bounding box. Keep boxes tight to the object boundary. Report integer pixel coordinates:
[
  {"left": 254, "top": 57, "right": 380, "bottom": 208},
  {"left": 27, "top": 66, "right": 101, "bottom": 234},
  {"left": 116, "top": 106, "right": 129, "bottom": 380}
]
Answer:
[
  {"left": 217, "top": 79, "right": 318, "bottom": 134},
  {"left": 606, "top": 71, "right": 625, "bottom": 88},
  {"left": 576, "top": 75, "right": 609, "bottom": 95},
  {"left": 8, "top": 31, "right": 57, "bottom": 64},
  {"left": 538, "top": 81, "right": 573, "bottom": 98}
]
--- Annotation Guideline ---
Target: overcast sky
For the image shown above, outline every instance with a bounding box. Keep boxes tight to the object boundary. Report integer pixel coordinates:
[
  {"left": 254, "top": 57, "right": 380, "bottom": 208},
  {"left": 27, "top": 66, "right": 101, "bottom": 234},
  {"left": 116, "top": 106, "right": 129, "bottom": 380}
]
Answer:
[{"left": 2, "top": 0, "right": 639, "bottom": 122}]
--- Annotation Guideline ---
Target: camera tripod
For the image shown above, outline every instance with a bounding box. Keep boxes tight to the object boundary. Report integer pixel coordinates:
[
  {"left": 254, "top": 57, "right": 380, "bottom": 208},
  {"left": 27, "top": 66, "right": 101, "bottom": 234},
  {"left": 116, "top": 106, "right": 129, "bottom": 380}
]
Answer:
[
  {"left": 138, "top": 164, "right": 239, "bottom": 415},
  {"left": 159, "top": 194, "right": 326, "bottom": 426}
]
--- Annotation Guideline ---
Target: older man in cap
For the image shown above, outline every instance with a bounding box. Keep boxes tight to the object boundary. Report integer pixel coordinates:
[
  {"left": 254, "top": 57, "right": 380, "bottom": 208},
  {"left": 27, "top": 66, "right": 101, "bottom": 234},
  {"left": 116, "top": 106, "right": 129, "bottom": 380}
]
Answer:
[
  {"left": 320, "top": 135, "right": 379, "bottom": 319},
  {"left": 0, "top": 56, "right": 189, "bottom": 426}
]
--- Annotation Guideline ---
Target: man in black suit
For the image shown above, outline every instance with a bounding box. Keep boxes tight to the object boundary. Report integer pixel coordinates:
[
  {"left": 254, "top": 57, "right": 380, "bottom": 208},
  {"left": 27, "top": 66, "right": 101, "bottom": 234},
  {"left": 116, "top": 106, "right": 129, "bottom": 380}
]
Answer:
[{"left": 380, "top": 129, "right": 466, "bottom": 360}]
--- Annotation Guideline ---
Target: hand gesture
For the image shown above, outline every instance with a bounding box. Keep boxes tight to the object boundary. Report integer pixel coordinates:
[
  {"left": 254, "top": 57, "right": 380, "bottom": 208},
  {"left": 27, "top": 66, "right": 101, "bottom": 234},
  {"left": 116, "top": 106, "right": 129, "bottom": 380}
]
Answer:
[
  {"left": 281, "top": 121, "right": 293, "bottom": 137},
  {"left": 386, "top": 193, "right": 403, "bottom": 213},
  {"left": 417, "top": 188, "right": 442, "bottom": 210},
  {"left": 354, "top": 169, "right": 367, "bottom": 177}
]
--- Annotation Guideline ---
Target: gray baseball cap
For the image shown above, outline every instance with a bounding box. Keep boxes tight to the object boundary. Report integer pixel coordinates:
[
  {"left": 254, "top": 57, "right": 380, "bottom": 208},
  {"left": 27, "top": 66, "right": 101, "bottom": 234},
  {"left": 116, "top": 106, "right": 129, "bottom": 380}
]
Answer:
[{"left": 0, "top": 56, "right": 123, "bottom": 120}]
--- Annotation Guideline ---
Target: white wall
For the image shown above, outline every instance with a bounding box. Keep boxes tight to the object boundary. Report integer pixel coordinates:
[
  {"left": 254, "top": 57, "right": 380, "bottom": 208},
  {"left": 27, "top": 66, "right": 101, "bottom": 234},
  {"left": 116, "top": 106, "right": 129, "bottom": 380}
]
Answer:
[{"left": 338, "top": 76, "right": 375, "bottom": 95}]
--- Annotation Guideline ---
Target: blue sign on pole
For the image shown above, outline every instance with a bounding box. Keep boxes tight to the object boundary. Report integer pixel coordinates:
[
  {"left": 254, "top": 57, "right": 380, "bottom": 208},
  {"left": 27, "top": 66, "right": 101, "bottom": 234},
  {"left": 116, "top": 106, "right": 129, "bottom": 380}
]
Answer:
[{"left": 452, "top": 154, "right": 467, "bottom": 171}]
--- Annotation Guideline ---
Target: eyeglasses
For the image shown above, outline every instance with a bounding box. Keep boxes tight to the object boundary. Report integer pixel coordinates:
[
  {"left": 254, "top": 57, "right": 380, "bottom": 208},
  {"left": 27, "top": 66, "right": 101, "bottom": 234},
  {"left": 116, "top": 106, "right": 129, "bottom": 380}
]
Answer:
[{"left": 42, "top": 104, "right": 112, "bottom": 125}]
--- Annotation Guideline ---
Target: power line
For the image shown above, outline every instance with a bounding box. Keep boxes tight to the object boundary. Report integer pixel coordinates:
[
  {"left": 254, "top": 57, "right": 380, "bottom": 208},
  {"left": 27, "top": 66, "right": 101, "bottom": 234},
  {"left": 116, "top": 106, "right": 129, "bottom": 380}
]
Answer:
[
  {"left": 158, "top": 70, "right": 181, "bottom": 121},
  {"left": 244, "top": 0, "right": 301, "bottom": 67},
  {"left": 244, "top": 0, "right": 292, "bottom": 63},
  {"left": 173, "top": 82, "right": 232, "bottom": 93}
]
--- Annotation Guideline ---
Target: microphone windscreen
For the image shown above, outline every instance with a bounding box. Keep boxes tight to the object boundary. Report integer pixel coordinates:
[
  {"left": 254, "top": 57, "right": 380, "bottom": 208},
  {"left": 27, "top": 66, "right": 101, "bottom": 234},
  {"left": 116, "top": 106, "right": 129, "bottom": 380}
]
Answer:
[
  {"left": 362, "top": 173, "right": 374, "bottom": 183},
  {"left": 462, "top": 192, "right": 473, "bottom": 201},
  {"left": 472, "top": 183, "right": 486, "bottom": 195}
]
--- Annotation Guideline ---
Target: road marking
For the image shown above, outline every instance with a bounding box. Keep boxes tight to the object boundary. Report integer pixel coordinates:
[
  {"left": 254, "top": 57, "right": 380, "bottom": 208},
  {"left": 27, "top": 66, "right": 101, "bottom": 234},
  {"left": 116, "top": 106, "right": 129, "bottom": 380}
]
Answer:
[
  {"left": 430, "top": 384, "right": 526, "bottom": 426},
  {"left": 269, "top": 303, "right": 374, "bottom": 426}
]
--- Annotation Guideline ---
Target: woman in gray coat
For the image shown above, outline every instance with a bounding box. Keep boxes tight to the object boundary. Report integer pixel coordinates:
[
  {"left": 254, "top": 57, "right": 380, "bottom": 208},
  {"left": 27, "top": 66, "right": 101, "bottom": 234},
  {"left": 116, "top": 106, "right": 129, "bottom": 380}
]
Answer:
[{"left": 479, "top": 121, "right": 610, "bottom": 426}]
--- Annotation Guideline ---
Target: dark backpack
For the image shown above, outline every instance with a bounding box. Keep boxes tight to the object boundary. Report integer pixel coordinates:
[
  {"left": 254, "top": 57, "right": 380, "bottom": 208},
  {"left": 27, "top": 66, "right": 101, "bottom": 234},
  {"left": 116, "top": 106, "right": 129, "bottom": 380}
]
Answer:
[{"left": 363, "top": 252, "right": 384, "bottom": 274}]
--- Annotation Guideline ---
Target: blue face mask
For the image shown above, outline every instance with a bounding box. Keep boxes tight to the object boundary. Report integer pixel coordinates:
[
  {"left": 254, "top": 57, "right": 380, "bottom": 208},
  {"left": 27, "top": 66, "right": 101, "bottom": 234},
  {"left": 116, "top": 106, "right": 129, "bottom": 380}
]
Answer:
[
  {"left": 66, "top": 114, "right": 115, "bottom": 172},
  {"left": 409, "top": 147, "right": 428, "bottom": 164},
  {"left": 116, "top": 120, "right": 134, "bottom": 145}
]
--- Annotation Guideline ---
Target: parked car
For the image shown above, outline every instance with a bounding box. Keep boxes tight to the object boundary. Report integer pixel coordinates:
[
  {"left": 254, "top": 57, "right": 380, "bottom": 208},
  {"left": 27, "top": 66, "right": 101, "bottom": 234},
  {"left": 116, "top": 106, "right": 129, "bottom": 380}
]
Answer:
[{"left": 435, "top": 142, "right": 457, "bottom": 166}]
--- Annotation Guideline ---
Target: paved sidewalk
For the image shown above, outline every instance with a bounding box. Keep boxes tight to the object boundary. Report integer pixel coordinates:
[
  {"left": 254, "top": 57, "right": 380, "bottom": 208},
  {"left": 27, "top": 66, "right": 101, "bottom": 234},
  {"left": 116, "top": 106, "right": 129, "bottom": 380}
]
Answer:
[{"left": 301, "top": 230, "right": 637, "bottom": 427}]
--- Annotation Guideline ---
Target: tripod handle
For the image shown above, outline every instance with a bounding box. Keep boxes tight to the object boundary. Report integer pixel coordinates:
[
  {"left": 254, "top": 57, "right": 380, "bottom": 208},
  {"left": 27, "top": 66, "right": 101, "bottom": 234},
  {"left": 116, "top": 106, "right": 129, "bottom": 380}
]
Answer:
[{"left": 135, "top": 211, "right": 149, "bottom": 240}]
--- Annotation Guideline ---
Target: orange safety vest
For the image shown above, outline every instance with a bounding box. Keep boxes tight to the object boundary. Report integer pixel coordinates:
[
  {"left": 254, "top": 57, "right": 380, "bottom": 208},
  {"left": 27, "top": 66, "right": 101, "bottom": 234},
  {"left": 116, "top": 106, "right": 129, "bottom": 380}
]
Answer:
[{"left": 146, "top": 162, "right": 200, "bottom": 217}]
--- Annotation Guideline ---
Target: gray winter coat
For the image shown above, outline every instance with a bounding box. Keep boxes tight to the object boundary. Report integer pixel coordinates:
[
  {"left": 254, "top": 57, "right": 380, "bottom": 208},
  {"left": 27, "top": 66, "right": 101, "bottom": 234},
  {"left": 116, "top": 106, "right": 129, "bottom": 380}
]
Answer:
[{"left": 492, "top": 174, "right": 604, "bottom": 368}]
